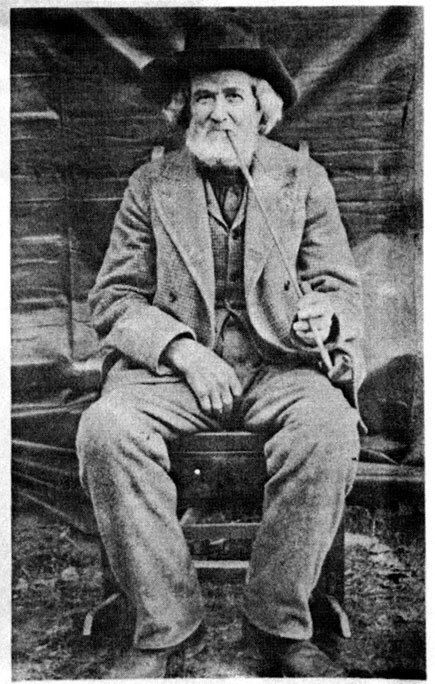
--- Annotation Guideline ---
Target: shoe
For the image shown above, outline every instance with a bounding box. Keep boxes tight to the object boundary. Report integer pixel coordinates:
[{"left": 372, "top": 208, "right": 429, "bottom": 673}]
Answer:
[
  {"left": 103, "top": 623, "right": 206, "bottom": 679},
  {"left": 242, "top": 618, "right": 345, "bottom": 677},
  {"left": 278, "top": 640, "right": 346, "bottom": 677}
]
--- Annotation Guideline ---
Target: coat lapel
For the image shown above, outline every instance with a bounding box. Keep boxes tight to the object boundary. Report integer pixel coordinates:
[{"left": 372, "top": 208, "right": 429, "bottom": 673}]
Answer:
[
  {"left": 244, "top": 139, "right": 304, "bottom": 295},
  {"left": 152, "top": 150, "right": 215, "bottom": 311}
]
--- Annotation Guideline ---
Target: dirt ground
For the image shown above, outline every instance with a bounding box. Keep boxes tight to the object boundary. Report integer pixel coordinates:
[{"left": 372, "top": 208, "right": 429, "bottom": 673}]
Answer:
[{"left": 11, "top": 502, "right": 425, "bottom": 680}]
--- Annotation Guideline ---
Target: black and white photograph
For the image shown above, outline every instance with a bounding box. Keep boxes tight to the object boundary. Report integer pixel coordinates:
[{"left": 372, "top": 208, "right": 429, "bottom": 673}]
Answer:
[{"left": 9, "top": 3, "right": 424, "bottom": 679}]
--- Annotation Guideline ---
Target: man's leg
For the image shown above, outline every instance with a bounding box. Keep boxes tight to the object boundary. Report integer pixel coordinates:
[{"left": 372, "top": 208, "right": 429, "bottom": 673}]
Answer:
[
  {"left": 241, "top": 364, "right": 359, "bottom": 643},
  {"left": 76, "top": 368, "right": 219, "bottom": 653}
]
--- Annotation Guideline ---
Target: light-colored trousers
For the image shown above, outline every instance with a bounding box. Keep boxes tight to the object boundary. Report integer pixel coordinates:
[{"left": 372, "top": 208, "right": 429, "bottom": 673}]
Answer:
[{"left": 76, "top": 357, "right": 359, "bottom": 651}]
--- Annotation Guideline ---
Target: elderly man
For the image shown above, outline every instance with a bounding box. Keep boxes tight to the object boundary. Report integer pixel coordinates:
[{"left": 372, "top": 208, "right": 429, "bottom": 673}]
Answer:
[{"left": 76, "top": 16, "right": 364, "bottom": 679}]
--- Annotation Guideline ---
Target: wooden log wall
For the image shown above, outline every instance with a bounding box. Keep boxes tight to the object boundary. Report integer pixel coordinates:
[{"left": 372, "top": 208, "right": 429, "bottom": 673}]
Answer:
[{"left": 11, "top": 8, "right": 422, "bottom": 425}]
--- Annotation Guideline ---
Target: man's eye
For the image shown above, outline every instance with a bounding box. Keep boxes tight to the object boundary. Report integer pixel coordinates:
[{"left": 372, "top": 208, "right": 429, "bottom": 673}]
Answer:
[
  {"left": 196, "top": 95, "right": 213, "bottom": 104},
  {"left": 226, "top": 94, "right": 243, "bottom": 103}
]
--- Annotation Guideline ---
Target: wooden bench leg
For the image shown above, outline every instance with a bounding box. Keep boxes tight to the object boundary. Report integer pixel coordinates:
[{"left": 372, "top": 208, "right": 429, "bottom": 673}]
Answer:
[
  {"left": 311, "top": 514, "right": 351, "bottom": 654},
  {"left": 82, "top": 542, "right": 135, "bottom": 642}
]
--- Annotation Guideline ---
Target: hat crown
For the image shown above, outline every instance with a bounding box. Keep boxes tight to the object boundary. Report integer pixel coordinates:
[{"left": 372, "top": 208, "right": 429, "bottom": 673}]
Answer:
[
  {"left": 184, "top": 14, "right": 262, "bottom": 52},
  {"left": 140, "top": 12, "right": 298, "bottom": 110}
]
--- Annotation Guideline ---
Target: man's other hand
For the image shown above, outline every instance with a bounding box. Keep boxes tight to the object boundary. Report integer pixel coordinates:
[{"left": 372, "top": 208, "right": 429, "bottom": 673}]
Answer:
[
  {"left": 163, "top": 338, "right": 242, "bottom": 416},
  {"left": 293, "top": 291, "right": 334, "bottom": 346}
]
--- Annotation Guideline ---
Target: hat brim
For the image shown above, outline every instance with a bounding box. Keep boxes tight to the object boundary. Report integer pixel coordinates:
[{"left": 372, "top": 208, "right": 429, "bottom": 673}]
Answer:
[{"left": 141, "top": 47, "right": 298, "bottom": 110}]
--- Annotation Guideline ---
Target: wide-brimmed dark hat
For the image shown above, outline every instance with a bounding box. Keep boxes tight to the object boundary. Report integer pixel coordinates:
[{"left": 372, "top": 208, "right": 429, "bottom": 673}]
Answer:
[{"left": 141, "top": 13, "right": 298, "bottom": 110}]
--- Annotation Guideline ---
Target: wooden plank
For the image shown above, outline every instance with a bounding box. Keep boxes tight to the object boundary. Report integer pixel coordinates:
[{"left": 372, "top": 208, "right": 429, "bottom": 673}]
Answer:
[
  {"left": 170, "top": 431, "right": 267, "bottom": 453},
  {"left": 348, "top": 462, "right": 424, "bottom": 508},
  {"left": 194, "top": 559, "right": 248, "bottom": 583},
  {"left": 183, "top": 523, "right": 259, "bottom": 543}
]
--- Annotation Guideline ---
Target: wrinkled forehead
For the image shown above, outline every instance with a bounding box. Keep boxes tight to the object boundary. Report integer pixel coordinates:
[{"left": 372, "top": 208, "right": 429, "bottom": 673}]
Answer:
[{"left": 190, "top": 69, "right": 255, "bottom": 94}]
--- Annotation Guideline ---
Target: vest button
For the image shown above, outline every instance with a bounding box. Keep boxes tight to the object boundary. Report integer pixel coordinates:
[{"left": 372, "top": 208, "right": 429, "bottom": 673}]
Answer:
[
  {"left": 169, "top": 291, "right": 177, "bottom": 302},
  {"left": 232, "top": 228, "right": 241, "bottom": 239}
]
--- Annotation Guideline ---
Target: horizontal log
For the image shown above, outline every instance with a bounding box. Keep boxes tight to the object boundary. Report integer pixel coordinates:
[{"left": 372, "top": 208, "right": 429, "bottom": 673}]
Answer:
[
  {"left": 11, "top": 74, "right": 58, "bottom": 114},
  {"left": 66, "top": 177, "right": 128, "bottom": 201},
  {"left": 313, "top": 149, "right": 404, "bottom": 176},
  {"left": 11, "top": 343, "right": 72, "bottom": 376},
  {"left": 12, "top": 234, "right": 66, "bottom": 261},
  {"left": 12, "top": 398, "right": 94, "bottom": 447},
  {"left": 60, "top": 78, "right": 150, "bottom": 117},
  {"left": 63, "top": 116, "right": 172, "bottom": 145},
  {"left": 65, "top": 144, "right": 153, "bottom": 180},
  {"left": 331, "top": 174, "right": 402, "bottom": 202},
  {"left": 11, "top": 201, "right": 66, "bottom": 239},
  {"left": 11, "top": 307, "right": 71, "bottom": 370},
  {"left": 277, "top": 118, "right": 405, "bottom": 153},
  {"left": 12, "top": 137, "right": 65, "bottom": 176},
  {"left": 11, "top": 112, "right": 60, "bottom": 142},
  {"left": 322, "top": 82, "right": 412, "bottom": 109},
  {"left": 12, "top": 297, "right": 68, "bottom": 314},
  {"left": 11, "top": 174, "right": 65, "bottom": 202},
  {"left": 11, "top": 259, "right": 69, "bottom": 302},
  {"left": 12, "top": 306, "right": 68, "bottom": 330}
]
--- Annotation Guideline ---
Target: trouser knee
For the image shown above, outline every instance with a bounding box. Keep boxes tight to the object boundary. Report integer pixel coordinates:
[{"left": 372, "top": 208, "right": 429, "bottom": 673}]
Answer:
[
  {"left": 265, "top": 404, "right": 359, "bottom": 482},
  {"left": 76, "top": 394, "right": 168, "bottom": 486}
]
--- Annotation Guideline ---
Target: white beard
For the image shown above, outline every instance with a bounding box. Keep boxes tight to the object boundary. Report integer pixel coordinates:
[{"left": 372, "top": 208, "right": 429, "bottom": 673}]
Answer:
[{"left": 185, "top": 123, "right": 258, "bottom": 169}]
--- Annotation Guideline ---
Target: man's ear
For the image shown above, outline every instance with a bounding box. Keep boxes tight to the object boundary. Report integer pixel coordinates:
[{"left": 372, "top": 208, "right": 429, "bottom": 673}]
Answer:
[{"left": 258, "top": 115, "right": 267, "bottom": 135}]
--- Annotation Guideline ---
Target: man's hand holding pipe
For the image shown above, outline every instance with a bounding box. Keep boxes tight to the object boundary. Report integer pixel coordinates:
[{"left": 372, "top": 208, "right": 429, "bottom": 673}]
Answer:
[{"left": 293, "top": 291, "right": 335, "bottom": 346}]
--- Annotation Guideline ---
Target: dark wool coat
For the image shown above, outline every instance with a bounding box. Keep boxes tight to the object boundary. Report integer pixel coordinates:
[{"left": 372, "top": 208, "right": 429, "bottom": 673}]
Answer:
[{"left": 89, "top": 136, "right": 365, "bottom": 407}]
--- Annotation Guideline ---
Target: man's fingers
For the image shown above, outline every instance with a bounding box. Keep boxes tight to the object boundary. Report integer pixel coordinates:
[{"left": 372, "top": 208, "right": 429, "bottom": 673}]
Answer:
[
  {"left": 294, "top": 319, "right": 327, "bottom": 333},
  {"left": 219, "top": 386, "right": 232, "bottom": 413},
  {"left": 228, "top": 374, "right": 243, "bottom": 398},
  {"left": 297, "top": 305, "right": 331, "bottom": 321},
  {"left": 197, "top": 392, "right": 212, "bottom": 414},
  {"left": 209, "top": 386, "right": 223, "bottom": 416}
]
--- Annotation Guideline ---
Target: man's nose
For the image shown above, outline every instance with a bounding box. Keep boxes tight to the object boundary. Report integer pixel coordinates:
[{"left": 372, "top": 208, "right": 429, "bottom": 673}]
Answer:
[{"left": 210, "top": 96, "right": 228, "bottom": 123}]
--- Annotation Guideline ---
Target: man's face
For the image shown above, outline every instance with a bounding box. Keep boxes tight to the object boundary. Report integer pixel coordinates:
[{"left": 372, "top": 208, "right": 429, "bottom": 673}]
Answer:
[{"left": 186, "top": 70, "right": 262, "bottom": 169}]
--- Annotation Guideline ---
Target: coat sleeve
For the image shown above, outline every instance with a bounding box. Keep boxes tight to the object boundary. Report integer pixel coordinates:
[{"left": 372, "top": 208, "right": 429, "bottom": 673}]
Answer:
[
  {"left": 88, "top": 165, "right": 196, "bottom": 373},
  {"left": 292, "top": 158, "right": 364, "bottom": 351}
]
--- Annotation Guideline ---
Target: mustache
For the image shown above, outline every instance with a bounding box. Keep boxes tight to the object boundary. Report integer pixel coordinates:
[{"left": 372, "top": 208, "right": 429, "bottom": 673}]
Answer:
[{"left": 185, "top": 122, "right": 257, "bottom": 169}]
